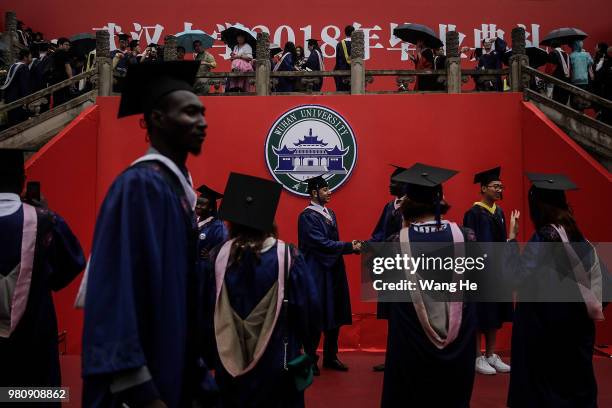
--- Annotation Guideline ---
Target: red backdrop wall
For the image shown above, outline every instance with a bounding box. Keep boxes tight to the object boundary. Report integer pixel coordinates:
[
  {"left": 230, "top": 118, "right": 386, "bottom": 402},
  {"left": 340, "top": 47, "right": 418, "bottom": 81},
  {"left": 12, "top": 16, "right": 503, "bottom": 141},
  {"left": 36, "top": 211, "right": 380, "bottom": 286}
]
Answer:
[{"left": 25, "top": 93, "right": 612, "bottom": 355}]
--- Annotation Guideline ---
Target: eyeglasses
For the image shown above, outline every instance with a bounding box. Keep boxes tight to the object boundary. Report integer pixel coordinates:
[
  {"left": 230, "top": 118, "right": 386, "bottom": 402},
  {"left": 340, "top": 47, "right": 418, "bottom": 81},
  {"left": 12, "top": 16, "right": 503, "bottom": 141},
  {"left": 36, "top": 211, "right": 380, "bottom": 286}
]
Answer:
[{"left": 487, "top": 184, "right": 505, "bottom": 191}]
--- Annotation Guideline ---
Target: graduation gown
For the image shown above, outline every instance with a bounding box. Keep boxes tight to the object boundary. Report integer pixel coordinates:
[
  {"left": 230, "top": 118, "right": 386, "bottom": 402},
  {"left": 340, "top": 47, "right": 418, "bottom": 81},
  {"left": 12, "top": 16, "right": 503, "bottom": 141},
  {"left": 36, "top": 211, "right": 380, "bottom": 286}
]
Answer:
[
  {"left": 204, "top": 241, "right": 320, "bottom": 408},
  {"left": 505, "top": 225, "right": 607, "bottom": 408},
  {"left": 2, "top": 63, "right": 30, "bottom": 126},
  {"left": 334, "top": 39, "right": 351, "bottom": 91},
  {"left": 82, "top": 161, "right": 201, "bottom": 408},
  {"left": 198, "top": 217, "right": 228, "bottom": 261},
  {"left": 369, "top": 199, "right": 403, "bottom": 319},
  {"left": 303, "top": 49, "right": 324, "bottom": 91},
  {"left": 477, "top": 38, "right": 507, "bottom": 91},
  {"left": 381, "top": 222, "right": 477, "bottom": 408},
  {"left": 463, "top": 204, "right": 513, "bottom": 329},
  {"left": 274, "top": 53, "right": 296, "bottom": 92},
  {"left": 298, "top": 207, "right": 353, "bottom": 330},
  {"left": 0, "top": 203, "right": 85, "bottom": 395}
]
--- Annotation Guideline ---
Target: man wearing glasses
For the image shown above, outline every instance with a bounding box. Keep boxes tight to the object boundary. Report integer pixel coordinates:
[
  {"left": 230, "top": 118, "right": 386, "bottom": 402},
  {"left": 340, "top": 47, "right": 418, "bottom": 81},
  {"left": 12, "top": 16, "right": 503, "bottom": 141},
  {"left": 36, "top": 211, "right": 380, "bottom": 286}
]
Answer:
[{"left": 463, "top": 167, "right": 513, "bottom": 376}]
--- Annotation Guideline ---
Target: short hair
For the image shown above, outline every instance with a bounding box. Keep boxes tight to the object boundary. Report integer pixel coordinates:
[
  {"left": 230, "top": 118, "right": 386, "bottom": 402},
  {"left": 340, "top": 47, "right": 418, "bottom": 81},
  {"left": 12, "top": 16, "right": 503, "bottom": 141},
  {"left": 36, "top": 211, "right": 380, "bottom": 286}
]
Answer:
[
  {"left": 18, "top": 48, "right": 31, "bottom": 60},
  {"left": 129, "top": 39, "right": 139, "bottom": 49},
  {"left": 177, "top": 46, "right": 186, "bottom": 53},
  {"left": 57, "top": 37, "right": 70, "bottom": 46},
  {"left": 345, "top": 25, "right": 355, "bottom": 37},
  {"left": 192, "top": 40, "right": 202, "bottom": 48}
]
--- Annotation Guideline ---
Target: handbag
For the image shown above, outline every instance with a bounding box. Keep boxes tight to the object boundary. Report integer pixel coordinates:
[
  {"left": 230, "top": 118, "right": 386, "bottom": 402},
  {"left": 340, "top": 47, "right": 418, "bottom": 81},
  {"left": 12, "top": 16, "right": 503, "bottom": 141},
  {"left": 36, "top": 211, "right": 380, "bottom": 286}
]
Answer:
[{"left": 282, "top": 243, "right": 314, "bottom": 392}]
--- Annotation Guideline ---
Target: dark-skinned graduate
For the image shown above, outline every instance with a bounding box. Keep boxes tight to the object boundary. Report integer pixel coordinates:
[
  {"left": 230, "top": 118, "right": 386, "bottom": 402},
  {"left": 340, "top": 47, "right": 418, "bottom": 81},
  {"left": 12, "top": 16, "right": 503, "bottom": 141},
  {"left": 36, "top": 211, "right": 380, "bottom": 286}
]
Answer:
[
  {"left": 368, "top": 165, "right": 408, "bottom": 372},
  {"left": 195, "top": 184, "right": 228, "bottom": 262},
  {"left": 0, "top": 149, "right": 85, "bottom": 408},
  {"left": 298, "top": 175, "right": 361, "bottom": 375},
  {"left": 381, "top": 163, "right": 478, "bottom": 408},
  {"left": 203, "top": 173, "right": 320, "bottom": 408},
  {"left": 81, "top": 61, "right": 211, "bottom": 408}
]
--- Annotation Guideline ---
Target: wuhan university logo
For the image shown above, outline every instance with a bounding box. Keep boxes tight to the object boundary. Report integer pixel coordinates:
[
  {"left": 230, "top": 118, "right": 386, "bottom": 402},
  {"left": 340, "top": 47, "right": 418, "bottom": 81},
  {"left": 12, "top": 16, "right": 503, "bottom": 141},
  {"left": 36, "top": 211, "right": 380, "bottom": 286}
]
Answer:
[{"left": 265, "top": 105, "right": 357, "bottom": 196}]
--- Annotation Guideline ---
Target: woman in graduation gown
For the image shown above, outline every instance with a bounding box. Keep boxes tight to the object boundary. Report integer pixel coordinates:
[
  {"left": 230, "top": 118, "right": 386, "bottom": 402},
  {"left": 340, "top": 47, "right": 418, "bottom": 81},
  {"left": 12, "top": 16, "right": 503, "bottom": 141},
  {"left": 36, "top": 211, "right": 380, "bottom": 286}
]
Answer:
[
  {"left": 381, "top": 163, "right": 477, "bottom": 408},
  {"left": 302, "top": 39, "right": 325, "bottom": 92},
  {"left": 505, "top": 173, "right": 608, "bottom": 408},
  {"left": 0, "top": 149, "right": 85, "bottom": 399},
  {"left": 273, "top": 42, "right": 297, "bottom": 92},
  {"left": 196, "top": 184, "right": 228, "bottom": 262},
  {"left": 204, "top": 173, "right": 320, "bottom": 408}
]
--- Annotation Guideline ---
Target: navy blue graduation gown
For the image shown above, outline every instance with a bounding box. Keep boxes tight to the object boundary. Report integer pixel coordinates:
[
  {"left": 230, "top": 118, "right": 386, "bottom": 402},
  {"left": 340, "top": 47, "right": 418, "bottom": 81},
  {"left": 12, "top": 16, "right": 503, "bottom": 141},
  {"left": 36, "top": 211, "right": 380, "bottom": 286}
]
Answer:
[
  {"left": 505, "top": 226, "right": 608, "bottom": 408},
  {"left": 204, "top": 244, "right": 320, "bottom": 407},
  {"left": 303, "top": 50, "right": 324, "bottom": 91},
  {"left": 369, "top": 200, "right": 403, "bottom": 319},
  {"left": 381, "top": 223, "right": 477, "bottom": 408},
  {"left": 463, "top": 204, "right": 513, "bottom": 329},
  {"left": 82, "top": 162, "right": 201, "bottom": 408},
  {"left": 198, "top": 218, "right": 228, "bottom": 261},
  {"left": 275, "top": 53, "right": 296, "bottom": 92},
  {"left": 0, "top": 206, "right": 85, "bottom": 394},
  {"left": 334, "top": 39, "right": 351, "bottom": 91},
  {"left": 477, "top": 38, "right": 507, "bottom": 91},
  {"left": 298, "top": 208, "right": 353, "bottom": 330}
]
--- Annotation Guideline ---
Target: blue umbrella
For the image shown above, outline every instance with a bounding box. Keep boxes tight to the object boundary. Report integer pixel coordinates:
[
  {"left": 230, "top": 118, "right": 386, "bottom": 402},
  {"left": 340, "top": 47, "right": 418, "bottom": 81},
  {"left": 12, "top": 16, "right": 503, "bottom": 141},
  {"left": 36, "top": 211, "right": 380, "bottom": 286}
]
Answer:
[{"left": 175, "top": 30, "right": 215, "bottom": 52}]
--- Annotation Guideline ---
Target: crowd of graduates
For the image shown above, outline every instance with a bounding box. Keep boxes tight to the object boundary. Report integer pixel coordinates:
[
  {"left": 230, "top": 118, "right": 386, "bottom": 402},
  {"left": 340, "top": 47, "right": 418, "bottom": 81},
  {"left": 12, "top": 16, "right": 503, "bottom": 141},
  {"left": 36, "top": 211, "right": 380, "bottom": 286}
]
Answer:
[{"left": 1, "top": 58, "right": 609, "bottom": 408}]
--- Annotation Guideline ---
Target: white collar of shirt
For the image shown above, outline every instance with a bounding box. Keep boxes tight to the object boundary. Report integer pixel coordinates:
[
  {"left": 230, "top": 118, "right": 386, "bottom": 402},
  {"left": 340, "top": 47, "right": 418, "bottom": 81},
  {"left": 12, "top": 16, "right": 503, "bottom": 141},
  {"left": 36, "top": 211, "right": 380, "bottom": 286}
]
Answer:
[
  {"left": 131, "top": 147, "right": 197, "bottom": 210},
  {"left": 310, "top": 200, "right": 329, "bottom": 214},
  {"left": 198, "top": 216, "right": 214, "bottom": 229},
  {"left": 0, "top": 193, "right": 23, "bottom": 217},
  {"left": 260, "top": 237, "right": 277, "bottom": 253}
]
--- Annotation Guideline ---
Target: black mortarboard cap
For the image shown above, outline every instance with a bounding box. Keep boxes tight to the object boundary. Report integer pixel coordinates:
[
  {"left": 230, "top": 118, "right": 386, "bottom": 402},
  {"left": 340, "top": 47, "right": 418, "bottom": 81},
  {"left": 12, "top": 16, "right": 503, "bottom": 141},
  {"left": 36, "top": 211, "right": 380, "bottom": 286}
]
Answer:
[
  {"left": 0, "top": 148, "right": 32, "bottom": 181},
  {"left": 218, "top": 173, "right": 282, "bottom": 232},
  {"left": 526, "top": 172, "right": 578, "bottom": 191},
  {"left": 474, "top": 166, "right": 501, "bottom": 185},
  {"left": 390, "top": 164, "right": 408, "bottom": 178},
  {"left": 305, "top": 175, "right": 329, "bottom": 193},
  {"left": 197, "top": 184, "right": 223, "bottom": 200},
  {"left": 117, "top": 61, "right": 199, "bottom": 118},
  {"left": 307, "top": 39, "right": 320, "bottom": 46},
  {"left": 117, "top": 33, "right": 131, "bottom": 41}
]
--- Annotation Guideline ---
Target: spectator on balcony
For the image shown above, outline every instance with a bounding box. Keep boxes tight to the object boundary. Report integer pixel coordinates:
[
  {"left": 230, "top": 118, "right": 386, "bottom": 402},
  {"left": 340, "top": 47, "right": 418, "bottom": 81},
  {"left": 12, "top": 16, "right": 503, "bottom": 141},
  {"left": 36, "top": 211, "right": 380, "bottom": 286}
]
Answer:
[
  {"left": 593, "top": 42, "right": 609, "bottom": 97},
  {"left": 273, "top": 41, "right": 297, "bottom": 92},
  {"left": 334, "top": 25, "right": 353, "bottom": 91},
  {"left": 126, "top": 40, "right": 141, "bottom": 65},
  {"left": 569, "top": 40, "right": 594, "bottom": 111},
  {"left": 600, "top": 47, "right": 612, "bottom": 125},
  {"left": 111, "top": 33, "right": 131, "bottom": 92},
  {"left": 476, "top": 37, "right": 507, "bottom": 91},
  {"left": 410, "top": 40, "right": 435, "bottom": 91},
  {"left": 193, "top": 40, "right": 217, "bottom": 94},
  {"left": 227, "top": 34, "right": 254, "bottom": 93},
  {"left": 546, "top": 40, "right": 571, "bottom": 105},
  {"left": 176, "top": 46, "right": 186, "bottom": 61},
  {"left": 432, "top": 47, "right": 447, "bottom": 91},
  {"left": 50, "top": 38, "right": 73, "bottom": 106},
  {"left": 30, "top": 42, "right": 53, "bottom": 113},
  {"left": 303, "top": 39, "right": 325, "bottom": 92},
  {"left": 295, "top": 46, "right": 306, "bottom": 69},
  {"left": 1, "top": 49, "right": 32, "bottom": 128},
  {"left": 141, "top": 44, "right": 160, "bottom": 63}
]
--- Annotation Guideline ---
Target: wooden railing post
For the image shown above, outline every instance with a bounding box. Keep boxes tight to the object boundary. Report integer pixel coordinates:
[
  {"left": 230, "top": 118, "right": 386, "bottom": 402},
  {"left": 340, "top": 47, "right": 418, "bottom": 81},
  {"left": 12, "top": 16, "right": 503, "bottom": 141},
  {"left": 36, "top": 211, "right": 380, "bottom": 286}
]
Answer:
[
  {"left": 510, "top": 27, "right": 528, "bottom": 92},
  {"left": 350, "top": 30, "right": 365, "bottom": 95},
  {"left": 446, "top": 31, "right": 461, "bottom": 94},
  {"left": 255, "top": 32, "right": 271, "bottom": 96},
  {"left": 4, "top": 11, "right": 18, "bottom": 64},
  {"left": 163, "top": 35, "right": 177, "bottom": 61},
  {"left": 95, "top": 30, "right": 112, "bottom": 97}
]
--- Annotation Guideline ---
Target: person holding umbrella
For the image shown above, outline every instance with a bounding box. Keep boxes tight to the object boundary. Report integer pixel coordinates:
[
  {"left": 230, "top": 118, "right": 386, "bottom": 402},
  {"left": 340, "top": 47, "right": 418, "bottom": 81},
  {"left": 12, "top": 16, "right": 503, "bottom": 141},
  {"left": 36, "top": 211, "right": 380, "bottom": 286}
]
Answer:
[
  {"left": 221, "top": 24, "right": 257, "bottom": 93},
  {"left": 393, "top": 23, "right": 443, "bottom": 91}
]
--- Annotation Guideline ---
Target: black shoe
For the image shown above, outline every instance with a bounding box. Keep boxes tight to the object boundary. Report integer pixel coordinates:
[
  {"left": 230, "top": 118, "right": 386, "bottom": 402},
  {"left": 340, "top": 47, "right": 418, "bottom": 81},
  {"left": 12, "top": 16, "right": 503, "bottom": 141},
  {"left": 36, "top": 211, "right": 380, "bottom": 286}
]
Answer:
[
  {"left": 373, "top": 363, "right": 385, "bottom": 372},
  {"left": 312, "top": 364, "right": 320, "bottom": 376},
  {"left": 323, "top": 358, "right": 349, "bottom": 371}
]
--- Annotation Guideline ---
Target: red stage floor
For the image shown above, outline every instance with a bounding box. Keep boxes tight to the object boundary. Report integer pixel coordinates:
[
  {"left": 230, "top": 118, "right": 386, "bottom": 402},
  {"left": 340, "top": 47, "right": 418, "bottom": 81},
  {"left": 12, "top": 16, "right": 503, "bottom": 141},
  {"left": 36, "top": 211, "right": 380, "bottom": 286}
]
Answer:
[{"left": 61, "top": 352, "right": 612, "bottom": 407}]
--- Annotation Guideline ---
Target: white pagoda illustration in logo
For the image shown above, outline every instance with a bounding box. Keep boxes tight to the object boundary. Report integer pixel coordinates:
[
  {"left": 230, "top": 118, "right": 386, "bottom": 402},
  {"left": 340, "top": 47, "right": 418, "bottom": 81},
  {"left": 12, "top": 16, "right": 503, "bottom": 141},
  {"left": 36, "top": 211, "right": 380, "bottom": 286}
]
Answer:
[{"left": 273, "top": 128, "right": 349, "bottom": 174}]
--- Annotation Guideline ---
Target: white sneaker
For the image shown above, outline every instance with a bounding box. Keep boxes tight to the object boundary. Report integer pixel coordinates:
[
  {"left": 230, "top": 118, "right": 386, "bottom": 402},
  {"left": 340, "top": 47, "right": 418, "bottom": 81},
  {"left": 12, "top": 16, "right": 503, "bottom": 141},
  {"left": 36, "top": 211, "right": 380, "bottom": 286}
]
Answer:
[
  {"left": 475, "top": 355, "right": 496, "bottom": 375},
  {"left": 486, "top": 354, "right": 511, "bottom": 373}
]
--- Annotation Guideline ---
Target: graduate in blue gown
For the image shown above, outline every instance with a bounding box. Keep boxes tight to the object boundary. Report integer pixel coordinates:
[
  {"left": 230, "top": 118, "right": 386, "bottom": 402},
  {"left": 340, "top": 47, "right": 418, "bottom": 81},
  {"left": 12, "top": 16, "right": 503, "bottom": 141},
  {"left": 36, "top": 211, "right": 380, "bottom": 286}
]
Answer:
[
  {"left": 203, "top": 173, "right": 320, "bottom": 408},
  {"left": 367, "top": 165, "right": 407, "bottom": 372},
  {"left": 0, "top": 149, "right": 85, "bottom": 404},
  {"left": 273, "top": 42, "right": 297, "bottom": 92},
  {"left": 381, "top": 163, "right": 477, "bottom": 408},
  {"left": 81, "top": 61, "right": 210, "bottom": 408},
  {"left": 504, "top": 173, "right": 610, "bottom": 408},
  {"left": 463, "top": 166, "right": 512, "bottom": 375},
  {"left": 334, "top": 26, "right": 353, "bottom": 91},
  {"left": 477, "top": 37, "right": 507, "bottom": 91},
  {"left": 303, "top": 39, "right": 325, "bottom": 92},
  {"left": 196, "top": 184, "right": 228, "bottom": 262},
  {"left": 298, "top": 175, "right": 360, "bottom": 374}
]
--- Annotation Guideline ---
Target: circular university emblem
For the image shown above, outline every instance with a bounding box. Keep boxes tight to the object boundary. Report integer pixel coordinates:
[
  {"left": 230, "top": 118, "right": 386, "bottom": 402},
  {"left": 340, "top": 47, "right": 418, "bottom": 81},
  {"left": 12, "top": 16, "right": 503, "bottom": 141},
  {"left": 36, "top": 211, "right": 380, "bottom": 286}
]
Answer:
[{"left": 265, "top": 105, "right": 357, "bottom": 196}]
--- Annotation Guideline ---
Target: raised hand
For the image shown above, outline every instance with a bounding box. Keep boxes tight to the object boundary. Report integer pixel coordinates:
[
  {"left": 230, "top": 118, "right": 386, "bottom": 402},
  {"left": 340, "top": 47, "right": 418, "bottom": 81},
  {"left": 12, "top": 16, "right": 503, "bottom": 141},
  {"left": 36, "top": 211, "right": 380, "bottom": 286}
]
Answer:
[{"left": 508, "top": 210, "right": 520, "bottom": 241}]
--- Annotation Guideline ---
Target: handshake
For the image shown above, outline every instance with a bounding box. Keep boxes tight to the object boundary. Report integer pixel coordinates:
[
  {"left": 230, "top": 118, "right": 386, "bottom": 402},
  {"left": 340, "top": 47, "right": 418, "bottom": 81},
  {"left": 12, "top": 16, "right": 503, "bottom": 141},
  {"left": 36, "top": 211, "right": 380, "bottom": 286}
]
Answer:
[{"left": 351, "top": 240, "right": 365, "bottom": 253}]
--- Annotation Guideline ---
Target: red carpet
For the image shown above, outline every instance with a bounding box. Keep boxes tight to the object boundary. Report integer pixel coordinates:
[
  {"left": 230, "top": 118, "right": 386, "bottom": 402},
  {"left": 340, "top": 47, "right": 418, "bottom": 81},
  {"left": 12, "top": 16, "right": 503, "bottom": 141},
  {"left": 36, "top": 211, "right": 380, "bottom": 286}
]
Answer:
[{"left": 61, "top": 352, "right": 612, "bottom": 407}]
